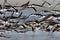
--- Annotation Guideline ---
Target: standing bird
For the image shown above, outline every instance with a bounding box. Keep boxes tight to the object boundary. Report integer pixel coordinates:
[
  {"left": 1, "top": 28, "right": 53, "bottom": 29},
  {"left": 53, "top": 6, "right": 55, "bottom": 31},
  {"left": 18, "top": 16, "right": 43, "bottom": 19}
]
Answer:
[
  {"left": 10, "top": 12, "right": 23, "bottom": 19},
  {"left": 45, "top": 25, "right": 51, "bottom": 32},
  {"left": 52, "top": 25, "right": 60, "bottom": 32}
]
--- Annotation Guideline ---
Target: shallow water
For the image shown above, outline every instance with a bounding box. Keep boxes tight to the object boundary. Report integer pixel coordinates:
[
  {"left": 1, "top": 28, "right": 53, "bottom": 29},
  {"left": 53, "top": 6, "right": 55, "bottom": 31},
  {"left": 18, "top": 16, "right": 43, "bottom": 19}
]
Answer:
[{"left": 0, "top": 30, "right": 60, "bottom": 40}]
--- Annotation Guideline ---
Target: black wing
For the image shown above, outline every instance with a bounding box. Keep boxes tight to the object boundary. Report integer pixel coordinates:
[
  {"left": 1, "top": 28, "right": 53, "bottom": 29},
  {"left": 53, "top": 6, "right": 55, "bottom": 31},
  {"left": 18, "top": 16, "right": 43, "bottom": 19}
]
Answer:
[
  {"left": 20, "top": 1, "right": 30, "bottom": 7},
  {"left": 31, "top": 7, "right": 37, "bottom": 12}
]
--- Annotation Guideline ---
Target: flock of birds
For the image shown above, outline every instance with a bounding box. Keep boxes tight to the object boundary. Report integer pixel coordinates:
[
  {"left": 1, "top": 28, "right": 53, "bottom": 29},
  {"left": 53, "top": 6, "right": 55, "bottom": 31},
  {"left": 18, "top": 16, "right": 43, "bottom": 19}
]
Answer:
[{"left": 0, "top": 0, "right": 60, "bottom": 38}]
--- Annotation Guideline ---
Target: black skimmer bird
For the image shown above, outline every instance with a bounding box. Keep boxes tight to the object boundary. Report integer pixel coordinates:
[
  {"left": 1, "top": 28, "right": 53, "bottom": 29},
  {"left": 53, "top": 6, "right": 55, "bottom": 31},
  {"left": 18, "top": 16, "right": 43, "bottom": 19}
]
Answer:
[
  {"left": 0, "top": 33, "right": 10, "bottom": 38},
  {"left": 21, "top": 24, "right": 27, "bottom": 29},
  {"left": 18, "top": 14, "right": 31, "bottom": 22},
  {"left": 28, "top": 1, "right": 60, "bottom": 12},
  {"left": 0, "top": 17, "right": 9, "bottom": 22},
  {"left": 31, "top": 1, "right": 51, "bottom": 7},
  {"left": 0, "top": 11, "right": 4, "bottom": 14},
  {"left": 3, "top": 12, "right": 23, "bottom": 19},
  {"left": 20, "top": 1, "right": 30, "bottom": 10},
  {"left": 5, "top": 24, "right": 11, "bottom": 30},
  {"left": 27, "top": 24, "right": 35, "bottom": 32},
  {"left": 20, "top": 1, "right": 30, "bottom": 7},
  {"left": 20, "top": 1, "right": 37, "bottom": 12},
  {"left": 14, "top": 29, "right": 27, "bottom": 33},
  {"left": 39, "top": 15, "right": 51, "bottom": 22},
  {"left": 2, "top": 0, "right": 18, "bottom": 12},
  {"left": 51, "top": 25, "right": 60, "bottom": 32},
  {"left": 10, "top": 12, "right": 23, "bottom": 19},
  {"left": 33, "top": 19, "right": 41, "bottom": 23}
]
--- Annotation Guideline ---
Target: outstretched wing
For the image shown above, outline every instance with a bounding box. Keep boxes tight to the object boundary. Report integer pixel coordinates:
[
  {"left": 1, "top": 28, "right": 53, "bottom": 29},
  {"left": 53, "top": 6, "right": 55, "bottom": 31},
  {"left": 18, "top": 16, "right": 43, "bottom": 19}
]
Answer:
[
  {"left": 31, "top": 7, "right": 37, "bottom": 12},
  {"left": 20, "top": 1, "right": 30, "bottom": 7}
]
